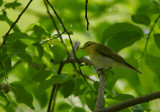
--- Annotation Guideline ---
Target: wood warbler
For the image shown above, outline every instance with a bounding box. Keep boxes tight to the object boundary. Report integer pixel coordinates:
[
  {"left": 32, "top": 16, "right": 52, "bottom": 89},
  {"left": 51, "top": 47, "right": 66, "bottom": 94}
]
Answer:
[{"left": 81, "top": 41, "right": 142, "bottom": 74}]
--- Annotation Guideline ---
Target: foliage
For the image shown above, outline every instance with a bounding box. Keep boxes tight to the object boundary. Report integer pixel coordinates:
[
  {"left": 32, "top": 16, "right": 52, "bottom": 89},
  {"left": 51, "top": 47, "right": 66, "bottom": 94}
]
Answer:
[{"left": 0, "top": 0, "right": 160, "bottom": 112}]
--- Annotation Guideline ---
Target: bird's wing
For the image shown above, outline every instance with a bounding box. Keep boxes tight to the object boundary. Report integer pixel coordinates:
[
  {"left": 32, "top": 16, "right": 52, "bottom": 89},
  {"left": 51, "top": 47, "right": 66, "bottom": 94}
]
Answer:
[
  {"left": 95, "top": 44, "right": 142, "bottom": 74},
  {"left": 95, "top": 44, "right": 128, "bottom": 65}
]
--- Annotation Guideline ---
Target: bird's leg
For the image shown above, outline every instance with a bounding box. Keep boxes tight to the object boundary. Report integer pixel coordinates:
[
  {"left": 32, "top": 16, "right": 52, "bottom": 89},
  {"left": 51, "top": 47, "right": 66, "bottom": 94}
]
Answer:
[
  {"left": 103, "top": 67, "right": 112, "bottom": 72},
  {"left": 97, "top": 67, "right": 112, "bottom": 73},
  {"left": 96, "top": 68, "right": 105, "bottom": 77}
]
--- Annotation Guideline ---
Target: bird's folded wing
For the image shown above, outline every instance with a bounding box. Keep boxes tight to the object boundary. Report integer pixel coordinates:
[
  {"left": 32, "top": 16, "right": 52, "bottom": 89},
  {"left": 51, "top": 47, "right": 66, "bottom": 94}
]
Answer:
[{"left": 95, "top": 44, "right": 128, "bottom": 65}]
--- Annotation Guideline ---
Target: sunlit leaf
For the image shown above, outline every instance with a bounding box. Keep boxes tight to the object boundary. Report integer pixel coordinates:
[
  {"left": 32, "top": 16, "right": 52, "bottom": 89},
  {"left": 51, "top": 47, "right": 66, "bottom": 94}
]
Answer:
[
  {"left": 33, "top": 70, "right": 52, "bottom": 82},
  {"left": 11, "top": 83, "right": 34, "bottom": 109},
  {"left": 71, "top": 107, "right": 86, "bottom": 112},
  {"left": 56, "top": 102, "right": 71, "bottom": 112},
  {"left": 131, "top": 15, "right": 150, "bottom": 26}
]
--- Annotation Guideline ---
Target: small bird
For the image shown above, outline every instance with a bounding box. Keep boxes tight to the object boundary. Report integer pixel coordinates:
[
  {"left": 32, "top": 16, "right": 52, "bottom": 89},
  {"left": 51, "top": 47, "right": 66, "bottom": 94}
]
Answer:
[{"left": 81, "top": 41, "right": 142, "bottom": 74}]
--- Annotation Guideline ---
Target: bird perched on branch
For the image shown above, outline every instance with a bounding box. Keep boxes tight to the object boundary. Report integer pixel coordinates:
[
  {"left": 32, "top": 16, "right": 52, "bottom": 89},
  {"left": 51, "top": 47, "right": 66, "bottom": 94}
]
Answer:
[{"left": 81, "top": 41, "right": 142, "bottom": 74}]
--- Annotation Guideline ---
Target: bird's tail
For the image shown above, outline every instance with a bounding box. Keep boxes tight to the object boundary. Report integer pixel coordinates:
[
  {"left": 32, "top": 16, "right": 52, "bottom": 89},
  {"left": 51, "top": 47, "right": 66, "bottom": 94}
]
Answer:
[{"left": 126, "top": 63, "right": 142, "bottom": 74}]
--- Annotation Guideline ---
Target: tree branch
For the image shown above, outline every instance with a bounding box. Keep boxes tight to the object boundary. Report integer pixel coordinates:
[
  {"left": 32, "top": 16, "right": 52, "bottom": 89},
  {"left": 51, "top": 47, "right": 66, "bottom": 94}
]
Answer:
[
  {"left": 0, "top": 0, "right": 33, "bottom": 49},
  {"left": 98, "top": 91, "right": 160, "bottom": 112},
  {"left": 85, "top": 0, "right": 89, "bottom": 30},
  {"left": 95, "top": 70, "right": 106, "bottom": 111},
  {"left": 141, "top": 14, "right": 160, "bottom": 59}
]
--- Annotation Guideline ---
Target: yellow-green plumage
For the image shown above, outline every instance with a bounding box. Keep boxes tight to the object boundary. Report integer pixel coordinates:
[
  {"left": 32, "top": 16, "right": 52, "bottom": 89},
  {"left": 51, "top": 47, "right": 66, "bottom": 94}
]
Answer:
[{"left": 82, "top": 41, "right": 142, "bottom": 74}]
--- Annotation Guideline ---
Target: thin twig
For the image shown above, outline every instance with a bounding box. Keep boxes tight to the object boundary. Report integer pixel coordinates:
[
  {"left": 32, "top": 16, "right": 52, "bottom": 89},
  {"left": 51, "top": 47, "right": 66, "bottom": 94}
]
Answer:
[
  {"left": 98, "top": 91, "right": 160, "bottom": 112},
  {"left": 43, "top": 0, "right": 69, "bottom": 56},
  {"left": 47, "top": 62, "right": 65, "bottom": 112},
  {"left": 85, "top": 0, "right": 89, "bottom": 30},
  {"left": 0, "top": 0, "right": 33, "bottom": 49},
  {"left": 141, "top": 14, "right": 160, "bottom": 59},
  {"left": 69, "top": 42, "right": 95, "bottom": 92},
  {"left": 45, "top": 0, "right": 82, "bottom": 74},
  {"left": 51, "top": 85, "right": 59, "bottom": 112},
  {"left": 47, "top": 85, "right": 56, "bottom": 112}
]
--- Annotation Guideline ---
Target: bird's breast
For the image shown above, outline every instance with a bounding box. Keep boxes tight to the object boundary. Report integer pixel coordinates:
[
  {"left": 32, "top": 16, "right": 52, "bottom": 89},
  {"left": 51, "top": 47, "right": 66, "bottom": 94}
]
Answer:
[{"left": 89, "top": 53, "right": 118, "bottom": 68}]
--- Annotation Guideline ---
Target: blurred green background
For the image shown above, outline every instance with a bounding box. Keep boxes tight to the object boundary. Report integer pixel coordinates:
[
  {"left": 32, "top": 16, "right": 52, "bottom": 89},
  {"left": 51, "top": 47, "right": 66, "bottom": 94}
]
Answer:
[{"left": 0, "top": 0, "right": 160, "bottom": 112}]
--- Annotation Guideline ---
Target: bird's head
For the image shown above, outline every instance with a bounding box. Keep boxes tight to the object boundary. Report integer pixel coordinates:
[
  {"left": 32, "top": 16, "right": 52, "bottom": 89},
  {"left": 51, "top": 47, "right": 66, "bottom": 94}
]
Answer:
[{"left": 81, "top": 41, "right": 96, "bottom": 53}]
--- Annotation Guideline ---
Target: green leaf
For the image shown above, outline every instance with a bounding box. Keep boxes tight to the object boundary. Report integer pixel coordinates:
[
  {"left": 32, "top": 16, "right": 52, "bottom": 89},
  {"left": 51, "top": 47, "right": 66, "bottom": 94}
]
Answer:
[
  {"left": 32, "top": 43, "right": 44, "bottom": 59},
  {"left": 0, "top": 53, "right": 9, "bottom": 63},
  {"left": 136, "top": 1, "right": 160, "bottom": 14},
  {"left": 50, "top": 43, "right": 67, "bottom": 63},
  {"left": 105, "top": 70, "right": 117, "bottom": 90},
  {"left": 0, "top": 14, "right": 5, "bottom": 21},
  {"left": 4, "top": 57, "right": 11, "bottom": 73},
  {"left": 145, "top": 54, "right": 160, "bottom": 79},
  {"left": 61, "top": 80, "right": 75, "bottom": 98},
  {"left": 10, "top": 83, "right": 34, "bottom": 109},
  {"left": 0, "top": 91, "right": 10, "bottom": 107},
  {"left": 33, "top": 70, "right": 52, "bottom": 82},
  {"left": 131, "top": 15, "right": 150, "bottom": 26},
  {"left": 0, "top": 0, "right": 3, "bottom": 7},
  {"left": 107, "top": 93, "right": 134, "bottom": 101},
  {"left": 33, "top": 25, "right": 45, "bottom": 37},
  {"left": 154, "top": 33, "right": 160, "bottom": 49},
  {"left": 74, "top": 77, "right": 87, "bottom": 96},
  {"left": 4, "top": 2, "right": 21, "bottom": 9},
  {"left": 0, "top": 13, "right": 20, "bottom": 32},
  {"left": 101, "top": 22, "right": 143, "bottom": 44},
  {"left": 34, "top": 89, "right": 48, "bottom": 108},
  {"left": 18, "top": 52, "right": 32, "bottom": 64},
  {"left": 84, "top": 90, "right": 96, "bottom": 111},
  {"left": 6, "top": 32, "right": 28, "bottom": 43},
  {"left": 0, "top": 53, "right": 11, "bottom": 73},
  {"left": 56, "top": 102, "right": 71, "bottom": 112},
  {"left": 71, "top": 107, "right": 86, "bottom": 112},
  {"left": 39, "top": 75, "right": 66, "bottom": 90},
  {"left": 107, "top": 31, "right": 142, "bottom": 52},
  {"left": 12, "top": 40, "right": 27, "bottom": 52}
]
